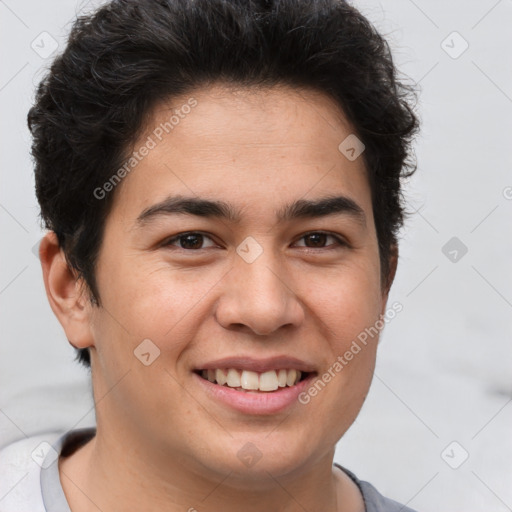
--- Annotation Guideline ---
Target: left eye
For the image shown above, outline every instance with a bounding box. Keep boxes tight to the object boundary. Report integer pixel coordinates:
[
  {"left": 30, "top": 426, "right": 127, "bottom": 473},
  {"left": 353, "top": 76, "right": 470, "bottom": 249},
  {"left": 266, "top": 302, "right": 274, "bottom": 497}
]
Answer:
[
  {"left": 164, "top": 232, "right": 217, "bottom": 250},
  {"left": 294, "top": 232, "right": 345, "bottom": 249}
]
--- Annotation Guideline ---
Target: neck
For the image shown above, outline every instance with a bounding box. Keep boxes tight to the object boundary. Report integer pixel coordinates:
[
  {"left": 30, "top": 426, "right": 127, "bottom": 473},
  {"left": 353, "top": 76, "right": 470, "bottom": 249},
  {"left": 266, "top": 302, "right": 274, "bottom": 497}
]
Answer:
[{"left": 59, "top": 426, "right": 364, "bottom": 512}]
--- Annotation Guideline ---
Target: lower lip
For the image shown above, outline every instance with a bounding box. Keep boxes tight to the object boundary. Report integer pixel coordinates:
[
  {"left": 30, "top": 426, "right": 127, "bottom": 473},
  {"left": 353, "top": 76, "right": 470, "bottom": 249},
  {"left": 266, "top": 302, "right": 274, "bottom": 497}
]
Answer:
[{"left": 193, "top": 372, "right": 316, "bottom": 415}]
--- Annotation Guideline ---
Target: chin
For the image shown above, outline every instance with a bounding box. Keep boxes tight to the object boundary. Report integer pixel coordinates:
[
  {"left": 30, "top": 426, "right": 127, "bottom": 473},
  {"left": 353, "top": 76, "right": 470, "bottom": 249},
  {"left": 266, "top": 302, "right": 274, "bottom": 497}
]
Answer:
[{"left": 203, "top": 434, "right": 318, "bottom": 484}]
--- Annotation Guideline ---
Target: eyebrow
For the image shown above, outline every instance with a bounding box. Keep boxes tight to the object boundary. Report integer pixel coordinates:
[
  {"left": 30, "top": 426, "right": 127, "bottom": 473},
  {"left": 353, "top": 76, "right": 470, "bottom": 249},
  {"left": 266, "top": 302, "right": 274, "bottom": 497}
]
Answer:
[
  {"left": 136, "top": 196, "right": 241, "bottom": 225},
  {"left": 135, "top": 194, "right": 366, "bottom": 227},
  {"left": 277, "top": 195, "right": 366, "bottom": 226}
]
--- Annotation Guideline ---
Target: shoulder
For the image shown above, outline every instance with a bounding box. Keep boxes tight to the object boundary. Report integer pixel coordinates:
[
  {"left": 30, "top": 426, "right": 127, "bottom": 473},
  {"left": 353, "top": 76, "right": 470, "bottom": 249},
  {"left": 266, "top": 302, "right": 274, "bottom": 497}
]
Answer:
[
  {"left": 0, "top": 428, "right": 95, "bottom": 512},
  {"left": 334, "top": 463, "right": 419, "bottom": 512},
  {"left": 357, "top": 480, "right": 418, "bottom": 512},
  {"left": 0, "top": 431, "right": 62, "bottom": 512}
]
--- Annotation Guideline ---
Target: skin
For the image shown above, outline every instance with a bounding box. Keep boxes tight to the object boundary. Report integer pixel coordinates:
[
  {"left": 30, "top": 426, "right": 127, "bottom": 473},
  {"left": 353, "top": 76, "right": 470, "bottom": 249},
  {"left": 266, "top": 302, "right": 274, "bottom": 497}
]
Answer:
[{"left": 40, "top": 84, "right": 397, "bottom": 512}]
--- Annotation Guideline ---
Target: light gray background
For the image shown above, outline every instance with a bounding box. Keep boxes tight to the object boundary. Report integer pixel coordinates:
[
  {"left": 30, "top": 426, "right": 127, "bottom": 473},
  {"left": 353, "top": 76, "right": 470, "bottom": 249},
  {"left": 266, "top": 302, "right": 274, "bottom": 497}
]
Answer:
[{"left": 1, "top": 0, "right": 511, "bottom": 510}]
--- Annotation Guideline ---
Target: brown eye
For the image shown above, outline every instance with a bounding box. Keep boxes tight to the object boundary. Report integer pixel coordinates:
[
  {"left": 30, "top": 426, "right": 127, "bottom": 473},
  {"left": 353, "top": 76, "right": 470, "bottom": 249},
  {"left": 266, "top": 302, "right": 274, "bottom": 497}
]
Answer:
[
  {"left": 179, "top": 234, "right": 204, "bottom": 249},
  {"left": 294, "top": 232, "right": 346, "bottom": 249},
  {"left": 303, "top": 233, "right": 328, "bottom": 247},
  {"left": 164, "top": 232, "right": 216, "bottom": 250}
]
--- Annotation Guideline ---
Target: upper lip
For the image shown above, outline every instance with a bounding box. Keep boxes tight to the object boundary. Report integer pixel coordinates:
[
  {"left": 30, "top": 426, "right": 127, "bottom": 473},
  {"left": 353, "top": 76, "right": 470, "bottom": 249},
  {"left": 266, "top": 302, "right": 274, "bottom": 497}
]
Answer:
[{"left": 195, "top": 356, "right": 316, "bottom": 374}]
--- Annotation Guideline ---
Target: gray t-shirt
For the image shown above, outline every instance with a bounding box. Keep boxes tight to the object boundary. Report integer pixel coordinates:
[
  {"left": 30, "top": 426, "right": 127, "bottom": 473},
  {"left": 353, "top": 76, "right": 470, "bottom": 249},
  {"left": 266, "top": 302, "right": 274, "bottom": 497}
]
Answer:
[{"left": 0, "top": 428, "right": 418, "bottom": 511}]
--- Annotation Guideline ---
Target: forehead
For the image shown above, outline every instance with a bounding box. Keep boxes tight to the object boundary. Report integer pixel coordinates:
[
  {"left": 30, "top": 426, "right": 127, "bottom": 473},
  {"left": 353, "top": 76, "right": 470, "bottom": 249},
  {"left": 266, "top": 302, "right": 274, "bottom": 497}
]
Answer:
[{"left": 108, "top": 84, "right": 372, "bottom": 226}]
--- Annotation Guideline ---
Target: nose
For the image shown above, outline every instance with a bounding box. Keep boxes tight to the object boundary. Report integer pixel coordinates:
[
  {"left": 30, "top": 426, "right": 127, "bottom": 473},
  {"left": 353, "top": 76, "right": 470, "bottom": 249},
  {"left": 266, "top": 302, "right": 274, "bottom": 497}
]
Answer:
[{"left": 214, "top": 252, "right": 305, "bottom": 336}]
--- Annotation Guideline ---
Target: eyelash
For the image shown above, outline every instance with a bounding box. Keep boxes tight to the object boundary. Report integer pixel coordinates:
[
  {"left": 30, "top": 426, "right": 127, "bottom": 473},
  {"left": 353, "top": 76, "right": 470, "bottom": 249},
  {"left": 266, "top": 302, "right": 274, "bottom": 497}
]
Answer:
[{"left": 162, "top": 231, "right": 348, "bottom": 251}]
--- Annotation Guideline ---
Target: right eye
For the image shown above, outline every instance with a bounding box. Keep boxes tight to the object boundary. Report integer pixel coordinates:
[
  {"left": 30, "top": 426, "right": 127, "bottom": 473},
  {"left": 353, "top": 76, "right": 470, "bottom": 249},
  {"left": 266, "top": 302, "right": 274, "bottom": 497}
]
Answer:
[{"left": 163, "top": 232, "right": 218, "bottom": 250}]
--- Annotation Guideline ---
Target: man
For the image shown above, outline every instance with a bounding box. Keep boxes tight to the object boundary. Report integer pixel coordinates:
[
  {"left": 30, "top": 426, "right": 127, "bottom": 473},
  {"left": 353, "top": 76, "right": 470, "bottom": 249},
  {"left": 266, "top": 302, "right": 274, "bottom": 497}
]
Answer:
[{"left": 0, "top": 0, "right": 418, "bottom": 510}]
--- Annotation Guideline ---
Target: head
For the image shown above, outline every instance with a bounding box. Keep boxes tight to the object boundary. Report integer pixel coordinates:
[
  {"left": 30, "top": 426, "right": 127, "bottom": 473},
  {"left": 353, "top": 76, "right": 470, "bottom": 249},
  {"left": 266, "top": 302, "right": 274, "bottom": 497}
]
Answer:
[{"left": 31, "top": 0, "right": 417, "bottom": 482}]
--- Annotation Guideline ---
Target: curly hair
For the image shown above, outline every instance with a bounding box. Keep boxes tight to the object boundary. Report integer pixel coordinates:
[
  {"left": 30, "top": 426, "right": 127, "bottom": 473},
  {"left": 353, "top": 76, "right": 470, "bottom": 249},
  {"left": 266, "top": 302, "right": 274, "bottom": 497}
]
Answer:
[{"left": 28, "top": 0, "right": 418, "bottom": 367}]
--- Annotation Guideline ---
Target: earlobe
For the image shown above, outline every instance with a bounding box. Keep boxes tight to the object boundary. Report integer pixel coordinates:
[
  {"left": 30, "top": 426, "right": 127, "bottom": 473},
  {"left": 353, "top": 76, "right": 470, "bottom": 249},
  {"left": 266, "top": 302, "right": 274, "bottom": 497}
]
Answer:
[{"left": 39, "top": 231, "right": 95, "bottom": 351}]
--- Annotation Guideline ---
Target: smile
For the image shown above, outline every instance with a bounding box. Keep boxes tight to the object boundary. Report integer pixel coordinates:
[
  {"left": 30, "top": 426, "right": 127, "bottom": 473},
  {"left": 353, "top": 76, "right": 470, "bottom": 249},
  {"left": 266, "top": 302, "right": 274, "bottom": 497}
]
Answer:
[
  {"left": 196, "top": 368, "right": 308, "bottom": 392},
  {"left": 193, "top": 366, "right": 316, "bottom": 414}
]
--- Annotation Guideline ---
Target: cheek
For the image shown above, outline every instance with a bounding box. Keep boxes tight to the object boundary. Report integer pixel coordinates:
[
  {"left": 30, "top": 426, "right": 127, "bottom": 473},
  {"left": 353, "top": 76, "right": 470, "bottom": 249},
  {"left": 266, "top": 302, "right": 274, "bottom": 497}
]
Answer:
[
  {"left": 94, "top": 257, "right": 223, "bottom": 353},
  {"left": 303, "top": 260, "right": 383, "bottom": 343},
  {"left": 302, "top": 271, "right": 380, "bottom": 435},
  {"left": 89, "top": 260, "right": 212, "bottom": 416}
]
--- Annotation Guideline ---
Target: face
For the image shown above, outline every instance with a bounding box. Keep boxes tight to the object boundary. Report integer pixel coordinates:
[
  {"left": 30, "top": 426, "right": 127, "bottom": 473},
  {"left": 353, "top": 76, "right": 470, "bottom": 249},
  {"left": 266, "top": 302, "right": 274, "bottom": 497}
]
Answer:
[{"left": 82, "top": 85, "right": 392, "bottom": 483}]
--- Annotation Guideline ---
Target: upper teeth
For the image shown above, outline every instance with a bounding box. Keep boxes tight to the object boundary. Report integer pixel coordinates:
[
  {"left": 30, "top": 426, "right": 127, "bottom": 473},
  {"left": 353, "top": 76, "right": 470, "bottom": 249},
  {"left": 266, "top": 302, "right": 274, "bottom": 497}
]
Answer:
[{"left": 201, "top": 368, "right": 302, "bottom": 391}]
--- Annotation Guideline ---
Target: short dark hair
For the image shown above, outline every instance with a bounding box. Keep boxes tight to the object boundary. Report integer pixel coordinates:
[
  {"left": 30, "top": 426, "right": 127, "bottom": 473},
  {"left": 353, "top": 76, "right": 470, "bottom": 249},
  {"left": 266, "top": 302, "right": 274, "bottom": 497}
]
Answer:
[{"left": 28, "top": 0, "right": 418, "bottom": 368}]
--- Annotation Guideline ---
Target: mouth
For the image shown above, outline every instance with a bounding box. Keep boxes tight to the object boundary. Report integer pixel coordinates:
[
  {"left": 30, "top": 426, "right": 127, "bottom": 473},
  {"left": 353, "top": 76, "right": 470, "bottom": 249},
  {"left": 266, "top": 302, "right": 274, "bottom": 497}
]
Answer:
[
  {"left": 193, "top": 368, "right": 311, "bottom": 393},
  {"left": 192, "top": 356, "right": 317, "bottom": 414}
]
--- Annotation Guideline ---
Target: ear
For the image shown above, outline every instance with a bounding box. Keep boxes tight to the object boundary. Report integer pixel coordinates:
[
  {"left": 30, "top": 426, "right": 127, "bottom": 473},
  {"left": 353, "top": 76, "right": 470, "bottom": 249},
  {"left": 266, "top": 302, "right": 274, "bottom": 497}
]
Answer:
[
  {"left": 380, "top": 243, "right": 398, "bottom": 315},
  {"left": 39, "top": 231, "right": 95, "bottom": 351}
]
